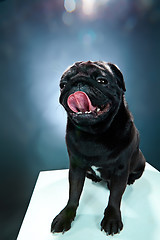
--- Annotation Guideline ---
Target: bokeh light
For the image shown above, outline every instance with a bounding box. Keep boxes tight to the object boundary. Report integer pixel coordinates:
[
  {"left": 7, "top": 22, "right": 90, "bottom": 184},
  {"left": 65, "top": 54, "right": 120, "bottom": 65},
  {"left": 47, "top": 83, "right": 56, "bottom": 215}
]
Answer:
[
  {"left": 81, "top": 0, "right": 111, "bottom": 16},
  {"left": 82, "top": 0, "right": 96, "bottom": 16},
  {"left": 64, "top": 0, "right": 76, "bottom": 13}
]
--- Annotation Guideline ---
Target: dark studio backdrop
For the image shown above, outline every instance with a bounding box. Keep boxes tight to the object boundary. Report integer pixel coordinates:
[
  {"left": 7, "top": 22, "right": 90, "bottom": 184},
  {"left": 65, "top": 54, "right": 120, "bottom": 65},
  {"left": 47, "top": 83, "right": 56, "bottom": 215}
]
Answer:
[{"left": 0, "top": 0, "right": 160, "bottom": 239}]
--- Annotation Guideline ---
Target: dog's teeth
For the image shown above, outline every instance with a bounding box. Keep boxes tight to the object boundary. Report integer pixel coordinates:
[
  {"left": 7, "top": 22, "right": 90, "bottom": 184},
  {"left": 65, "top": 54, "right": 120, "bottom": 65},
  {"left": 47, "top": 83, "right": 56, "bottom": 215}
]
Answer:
[
  {"left": 97, "top": 108, "right": 101, "bottom": 112},
  {"left": 85, "top": 111, "right": 92, "bottom": 114},
  {"left": 77, "top": 111, "right": 92, "bottom": 114}
]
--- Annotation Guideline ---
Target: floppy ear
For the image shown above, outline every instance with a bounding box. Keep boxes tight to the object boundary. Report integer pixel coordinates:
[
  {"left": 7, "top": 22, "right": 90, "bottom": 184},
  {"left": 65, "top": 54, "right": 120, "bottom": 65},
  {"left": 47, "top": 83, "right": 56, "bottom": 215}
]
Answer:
[{"left": 108, "top": 63, "right": 126, "bottom": 92}]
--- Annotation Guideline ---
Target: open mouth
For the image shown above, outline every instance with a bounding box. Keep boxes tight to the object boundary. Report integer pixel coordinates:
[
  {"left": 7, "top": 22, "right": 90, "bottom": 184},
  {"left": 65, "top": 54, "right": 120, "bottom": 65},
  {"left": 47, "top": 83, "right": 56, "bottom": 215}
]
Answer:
[{"left": 67, "top": 91, "right": 111, "bottom": 117}]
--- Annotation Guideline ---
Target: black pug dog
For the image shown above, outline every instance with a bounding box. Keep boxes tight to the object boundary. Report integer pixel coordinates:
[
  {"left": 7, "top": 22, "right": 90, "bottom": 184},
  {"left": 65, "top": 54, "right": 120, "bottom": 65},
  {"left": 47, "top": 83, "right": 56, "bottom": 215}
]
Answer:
[{"left": 51, "top": 61, "right": 146, "bottom": 236}]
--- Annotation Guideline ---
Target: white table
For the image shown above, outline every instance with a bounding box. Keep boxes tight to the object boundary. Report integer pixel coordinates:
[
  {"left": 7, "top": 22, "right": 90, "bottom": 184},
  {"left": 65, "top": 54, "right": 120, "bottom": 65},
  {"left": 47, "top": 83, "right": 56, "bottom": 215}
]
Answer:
[{"left": 17, "top": 163, "right": 160, "bottom": 240}]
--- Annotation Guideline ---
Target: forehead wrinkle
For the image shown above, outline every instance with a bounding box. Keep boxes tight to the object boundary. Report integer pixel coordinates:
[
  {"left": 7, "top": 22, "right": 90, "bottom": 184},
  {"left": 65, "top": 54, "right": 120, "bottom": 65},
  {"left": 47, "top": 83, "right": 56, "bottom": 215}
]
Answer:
[
  {"left": 105, "top": 65, "right": 113, "bottom": 75},
  {"left": 61, "top": 61, "right": 114, "bottom": 82}
]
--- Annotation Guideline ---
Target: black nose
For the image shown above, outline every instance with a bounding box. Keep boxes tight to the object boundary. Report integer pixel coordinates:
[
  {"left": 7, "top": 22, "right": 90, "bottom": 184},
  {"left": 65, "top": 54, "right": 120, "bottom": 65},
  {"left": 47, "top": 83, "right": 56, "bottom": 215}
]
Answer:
[
  {"left": 76, "top": 82, "right": 84, "bottom": 90},
  {"left": 70, "top": 81, "right": 90, "bottom": 94}
]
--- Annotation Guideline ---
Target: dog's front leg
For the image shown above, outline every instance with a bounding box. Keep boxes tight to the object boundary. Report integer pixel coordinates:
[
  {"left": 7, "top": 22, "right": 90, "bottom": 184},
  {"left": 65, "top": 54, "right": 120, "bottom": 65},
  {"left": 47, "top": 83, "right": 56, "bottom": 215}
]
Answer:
[
  {"left": 51, "top": 164, "right": 86, "bottom": 233},
  {"left": 101, "top": 171, "right": 128, "bottom": 235}
]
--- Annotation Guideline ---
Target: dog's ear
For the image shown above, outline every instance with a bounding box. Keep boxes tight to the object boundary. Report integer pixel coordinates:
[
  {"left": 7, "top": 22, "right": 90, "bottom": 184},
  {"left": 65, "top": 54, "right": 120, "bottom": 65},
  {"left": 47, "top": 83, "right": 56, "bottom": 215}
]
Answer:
[{"left": 108, "top": 63, "right": 126, "bottom": 92}]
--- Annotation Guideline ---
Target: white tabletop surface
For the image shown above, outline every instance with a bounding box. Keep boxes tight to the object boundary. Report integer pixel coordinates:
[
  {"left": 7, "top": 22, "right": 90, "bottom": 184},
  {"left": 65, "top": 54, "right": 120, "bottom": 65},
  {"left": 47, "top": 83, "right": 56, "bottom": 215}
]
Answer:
[{"left": 17, "top": 163, "right": 160, "bottom": 240}]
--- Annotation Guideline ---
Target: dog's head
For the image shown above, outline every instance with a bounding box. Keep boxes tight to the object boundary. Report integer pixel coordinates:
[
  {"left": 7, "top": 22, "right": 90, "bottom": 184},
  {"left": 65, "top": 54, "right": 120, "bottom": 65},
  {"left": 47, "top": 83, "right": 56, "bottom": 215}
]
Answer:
[{"left": 59, "top": 61, "right": 126, "bottom": 132}]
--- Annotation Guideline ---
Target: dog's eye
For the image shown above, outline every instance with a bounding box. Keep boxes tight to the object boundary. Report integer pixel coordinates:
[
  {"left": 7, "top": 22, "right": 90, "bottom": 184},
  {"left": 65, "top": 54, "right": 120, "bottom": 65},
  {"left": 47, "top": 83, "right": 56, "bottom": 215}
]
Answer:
[
  {"left": 97, "top": 78, "right": 108, "bottom": 85},
  {"left": 60, "top": 82, "right": 66, "bottom": 90}
]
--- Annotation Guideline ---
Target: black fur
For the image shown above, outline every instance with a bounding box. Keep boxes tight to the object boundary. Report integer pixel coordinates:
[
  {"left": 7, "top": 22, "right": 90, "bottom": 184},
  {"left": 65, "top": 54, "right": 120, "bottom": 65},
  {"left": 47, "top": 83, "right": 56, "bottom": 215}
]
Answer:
[{"left": 51, "top": 61, "right": 145, "bottom": 235}]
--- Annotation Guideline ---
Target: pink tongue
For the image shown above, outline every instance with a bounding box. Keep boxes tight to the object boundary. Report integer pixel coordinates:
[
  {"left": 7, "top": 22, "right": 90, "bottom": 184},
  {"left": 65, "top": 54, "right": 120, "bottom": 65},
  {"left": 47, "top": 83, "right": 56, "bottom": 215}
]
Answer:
[{"left": 67, "top": 91, "right": 96, "bottom": 113}]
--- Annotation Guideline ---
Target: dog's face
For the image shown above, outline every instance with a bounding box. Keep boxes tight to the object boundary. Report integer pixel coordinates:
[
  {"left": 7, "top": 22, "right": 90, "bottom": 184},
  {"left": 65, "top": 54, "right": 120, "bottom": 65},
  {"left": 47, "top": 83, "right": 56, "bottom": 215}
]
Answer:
[{"left": 59, "top": 61, "right": 126, "bottom": 132}]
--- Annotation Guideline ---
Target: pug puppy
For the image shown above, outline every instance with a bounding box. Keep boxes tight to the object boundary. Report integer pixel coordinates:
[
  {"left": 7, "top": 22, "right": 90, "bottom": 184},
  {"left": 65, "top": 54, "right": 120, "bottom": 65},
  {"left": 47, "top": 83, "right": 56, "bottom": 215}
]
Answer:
[{"left": 51, "top": 61, "right": 146, "bottom": 235}]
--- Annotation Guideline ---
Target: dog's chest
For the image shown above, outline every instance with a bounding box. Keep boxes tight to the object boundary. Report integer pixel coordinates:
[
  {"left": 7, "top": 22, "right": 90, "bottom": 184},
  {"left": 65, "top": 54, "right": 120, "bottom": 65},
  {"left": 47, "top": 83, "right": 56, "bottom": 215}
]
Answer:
[
  {"left": 67, "top": 130, "right": 120, "bottom": 180},
  {"left": 67, "top": 131, "right": 108, "bottom": 157}
]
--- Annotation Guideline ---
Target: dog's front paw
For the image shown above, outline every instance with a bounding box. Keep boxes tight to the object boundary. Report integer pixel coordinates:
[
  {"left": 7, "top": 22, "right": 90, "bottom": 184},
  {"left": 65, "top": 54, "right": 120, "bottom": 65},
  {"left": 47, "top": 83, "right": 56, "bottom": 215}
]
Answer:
[
  {"left": 101, "top": 206, "right": 123, "bottom": 235},
  {"left": 51, "top": 206, "right": 76, "bottom": 233}
]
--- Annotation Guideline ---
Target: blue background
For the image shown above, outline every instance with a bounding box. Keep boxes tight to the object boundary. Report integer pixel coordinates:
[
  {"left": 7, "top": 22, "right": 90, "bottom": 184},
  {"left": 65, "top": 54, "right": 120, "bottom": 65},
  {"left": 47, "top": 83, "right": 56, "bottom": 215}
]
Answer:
[{"left": 0, "top": 0, "right": 160, "bottom": 239}]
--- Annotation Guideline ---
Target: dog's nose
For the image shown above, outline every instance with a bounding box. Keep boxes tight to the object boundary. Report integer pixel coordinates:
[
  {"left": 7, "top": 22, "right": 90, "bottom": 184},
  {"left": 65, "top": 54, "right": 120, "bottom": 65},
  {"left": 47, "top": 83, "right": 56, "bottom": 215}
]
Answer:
[
  {"left": 76, "top": 82, "right": 85, "bottom": 91},
  {"left": 71, "top": 81, "right": 89, "bottom": 93}
]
